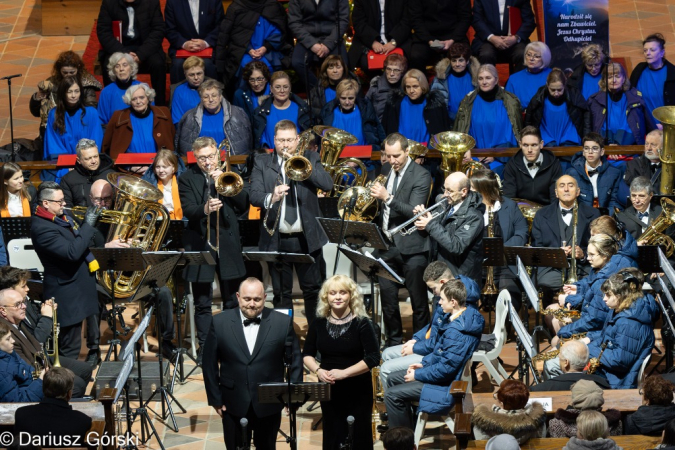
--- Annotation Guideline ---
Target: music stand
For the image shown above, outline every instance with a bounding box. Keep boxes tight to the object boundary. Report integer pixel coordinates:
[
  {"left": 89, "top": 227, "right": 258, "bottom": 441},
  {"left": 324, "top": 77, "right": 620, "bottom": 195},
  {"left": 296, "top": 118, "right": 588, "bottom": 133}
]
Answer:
[
  {"left": 637, "top": 246, "right": 665, "bottom": 274},
  {"left": 509, "top": 301, "right": 539, "bottom": 385},
  {"left": 161, "top": 220, "right": 187, "bottom": 250},
  {"left": 90, "top": 247, "right": 146, "bottom": 361},
  {"left": 481, "top": 237, "right": 504, "bottom": 322},
  {"left": 115, "top": 350, "right": 140, "bottom": 450},
  {"left": 258, "top": 382, "right": 330, "bottom": 450},
  {"left": 171, "top": 251, "right": 216, "bottom": 387},
  {"left": 652, "top": 277, "right": 675, "bottom": 375},
  {"left": 0, "top": 217, "right": 32, "bottom": 245},
  {"left": 135, "top": 251, "right": 186, "bottom": 433},
  {"left": 660, "top": 248, "right": 675, "bottom": 287},
  {"left": 318, "top": 197, "right": 340, "bottom": 219},
  {"left": 317, "top": 218, "right": 389, "bottom": 250}
]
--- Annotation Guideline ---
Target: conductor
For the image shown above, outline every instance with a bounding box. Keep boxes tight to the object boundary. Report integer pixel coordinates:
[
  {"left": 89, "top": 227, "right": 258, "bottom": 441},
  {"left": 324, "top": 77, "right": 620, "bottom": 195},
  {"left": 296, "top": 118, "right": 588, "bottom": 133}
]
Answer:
[{"left": 202, "top": 277, "right": 302, "bottom": 450}]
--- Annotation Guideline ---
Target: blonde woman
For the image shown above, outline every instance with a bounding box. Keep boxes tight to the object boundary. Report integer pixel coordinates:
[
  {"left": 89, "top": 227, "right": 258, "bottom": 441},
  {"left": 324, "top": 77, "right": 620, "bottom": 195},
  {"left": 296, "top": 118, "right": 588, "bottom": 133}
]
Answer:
[
  {"left": 563, "top": 410, "right": 621, "bottom": 450},
  {"left": 303, "top": 275, "right": 380, "bottom": 450}
]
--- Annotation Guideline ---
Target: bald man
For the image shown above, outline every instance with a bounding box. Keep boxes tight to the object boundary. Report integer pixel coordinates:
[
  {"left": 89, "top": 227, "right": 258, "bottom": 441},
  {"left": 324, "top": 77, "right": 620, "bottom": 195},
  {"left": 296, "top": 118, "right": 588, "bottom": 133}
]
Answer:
[
  {"left": 531, "top": 339, "right": 611, "bottom": 390},
  {"left": 530, "top": 175, "right": 600, "bottom": 304}
]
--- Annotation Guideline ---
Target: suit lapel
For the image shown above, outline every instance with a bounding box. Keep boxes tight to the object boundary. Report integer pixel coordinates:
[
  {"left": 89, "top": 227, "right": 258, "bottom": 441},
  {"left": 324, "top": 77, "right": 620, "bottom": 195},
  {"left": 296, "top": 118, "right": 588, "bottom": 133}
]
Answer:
[
  {"left": 229, "top": 312, "right": 251, "bottom": 358},
  {"left": 250, "top": 309, "right": 272, "bottom": 361},
  {"left": 544, "top": 205, "right": 562, "bottom": 244}
]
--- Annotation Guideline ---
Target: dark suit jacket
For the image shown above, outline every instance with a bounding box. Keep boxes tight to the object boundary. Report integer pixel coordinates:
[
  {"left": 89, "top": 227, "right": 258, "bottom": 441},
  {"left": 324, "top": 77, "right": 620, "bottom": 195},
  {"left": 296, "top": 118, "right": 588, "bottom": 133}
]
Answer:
[
  {"left": 202, "top": 307, "right": 302, "bottom": 418},
  {"left": 378, "top": 160, "right": 432, "bottom": 255},
  {"left": 0, "top": 316, "right": 45, "bottom": 367},
  {"left": 30, "top": 216, "right": 98, "bottom": 327},
  {"left": 165, "top": 0, "right": 225, "bottom": 53},
  {"left": 14, "top": 397, "right": 93, "bottom": 448},
  {"left": 530, "top": 372, "right": 612, "bottom": 391},
  {"left": 178, "top": 164, "right": 249, "bottom": 283},
  {"left": 531, "top": 202, "right": 600, "bottom": 253},
  {"left": 471, "top": 0, "right": 537, "bottom": 52},
  {"left": 624, "top": 155, "right": 662, "bottom": 194},
  {"left": 615, "top": 204, "right": 671, "bottom": 242},
  {"left": 249, "top": 150, "right": 333, "bottom": 253}
]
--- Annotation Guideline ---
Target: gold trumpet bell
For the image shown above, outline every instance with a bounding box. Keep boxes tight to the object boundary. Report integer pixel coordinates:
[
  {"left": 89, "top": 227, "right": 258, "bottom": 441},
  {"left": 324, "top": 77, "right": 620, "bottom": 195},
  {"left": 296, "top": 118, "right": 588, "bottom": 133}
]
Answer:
[{"left": 428, "top": 132, "right": 476, "bottom": 179}]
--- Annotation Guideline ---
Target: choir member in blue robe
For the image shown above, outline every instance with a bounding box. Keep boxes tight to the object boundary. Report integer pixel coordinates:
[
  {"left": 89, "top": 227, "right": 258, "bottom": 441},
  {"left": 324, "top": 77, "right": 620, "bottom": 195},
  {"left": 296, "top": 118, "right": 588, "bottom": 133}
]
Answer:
[
  {"left": 309, "top": 55, "right": 358, "bottom": 121},
  {"left": 630, "top": 34, "right": 675, "bottom": 126},
  {"left": 238, "top": 15, "right": 283, "bottom": 76},
  {"left": 171, "top": 57, "right": 208, "bottom": 125},
  {"left": 430, "top": 43, "right": 480, "bottom": 124},
  {"left": 44, "top": 77, "right": 103, "bottom": 183},
  {"left": 505, "top": 42, "right": 552, "bottom": 110},
  {"left": 233, "top": 60, "right": 272, "bottom": 124},
  {"left": 98, "top": 53, "right": 141, "bottom": 126},
  {"left": 568, "top": 44, "right": 606, "bottom": 101}
]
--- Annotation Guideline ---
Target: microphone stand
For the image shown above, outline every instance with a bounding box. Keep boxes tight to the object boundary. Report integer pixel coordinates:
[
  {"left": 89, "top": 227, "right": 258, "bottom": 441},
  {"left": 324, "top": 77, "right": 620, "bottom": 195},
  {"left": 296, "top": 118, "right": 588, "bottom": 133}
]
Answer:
[
  {"left": 1, "top": 74, "right": 22, "bottom": 161},
  {"left": 238, "top": 418, "right": 250, "bottom": 450},
  {"left": 339, "top": 416, "right": 355, "bottom": 450},
  {"left": 283, "top": 342, "right": 298, "bottom": 450},
  {"left": 333, "top": 191, "right": 357, "bottom": 274},
  {"left": 604, "top": 56, "right": 611, "bottom": 146}
]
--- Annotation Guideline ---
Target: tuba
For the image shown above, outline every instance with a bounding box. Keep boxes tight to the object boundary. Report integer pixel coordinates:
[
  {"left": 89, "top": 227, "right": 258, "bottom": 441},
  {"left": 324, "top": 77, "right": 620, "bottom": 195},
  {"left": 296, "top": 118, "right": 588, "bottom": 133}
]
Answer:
[
  {"left": 336, "top": 174, "right": 387, "bottom": 222},
  {"left": 653, "top": 106, "right": 675, "bottom": 195},
  {"left": 316, "top": 126, "right": 367, "bottom": 196},
  {"left": 428, "top": 131, "right": 477, "bottom": 179},
  {"left": 98, "top": 173, "right": 171, "bottom": 298},
  {"left": 636, "top": 197, "right": 675, "bottom": 257}
]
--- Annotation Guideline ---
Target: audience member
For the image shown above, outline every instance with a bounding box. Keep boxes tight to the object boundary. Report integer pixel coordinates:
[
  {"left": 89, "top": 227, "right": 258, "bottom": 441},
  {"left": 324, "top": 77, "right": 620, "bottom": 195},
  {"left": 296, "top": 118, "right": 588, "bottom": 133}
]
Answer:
[
  {"left": 657, "top": 418, "right": 675, "bottom": 450},
  {"left": 382, "top": 427, "right": 416, "bottom": 450},
  {"left": 0, "top": 162, "right": 36, "bottom": 218},
  {"left": 630, "top": 33, "right": 675, "bottom": 117},
  {"left": 471, "top": 0, "right": 536, "bottom": 74},
  {"left": 505, "top": 42, "right": 553, "bottom": 110},
  {"left": 562, "top": 410, "right": 621, "bottom": 450},
  {"left": 485, "top": 434, "right": 521, "bottom": 450},
  {"left": 171, "top": 57, "right": 210, "bottom": 125},
  {"left": 531, "top": 341, "right": 611, "bottom": 391},
  {"left": 60, "top": 139, "right": 115, "bottom": 208},
  {"left": 548, "top": 380, "right": 622, "bottom": 438},
  {"left": 471, "top": 379, "right": 546, "bottom": 444},
  {"left": 624, "top": 129, "right": 663, "bottom": 192},
  {"left": 0, "top": 320, "right": 43, "bottom": 402},
  {"left": 430, "top": 43, "right": 480, "bottom": 125},
  {"left": 366, "top": 53, "right": 408, "bottom": 122},
  {"left": 309, "top": 55, "right": 358, "bottom": 121},
  {"left": 568, "top": 44, "right": 606, "bottom": 101},
  {"left": 101, "top": 83, "right": 175, "bottom": 160},
  {"left": 625, "top": 376, "right": 675, "bottom": 436},
  {"left": 233, "top": 61, "right": 271, "bottom": 124},
  {"left": 176, "top": 79, "right": 252, "bottom": 155},
  {"left": 165, "top": 0, "right": 224, "bottom": 84},
  {"left": 97, "top": 52, "right": 141, "bottom": 126},
  {"left": 525, "top": 68, "right": 591, "bottom": 147},
  {"left": 502, "top": 126, "right": 563, "bottom": 205}
]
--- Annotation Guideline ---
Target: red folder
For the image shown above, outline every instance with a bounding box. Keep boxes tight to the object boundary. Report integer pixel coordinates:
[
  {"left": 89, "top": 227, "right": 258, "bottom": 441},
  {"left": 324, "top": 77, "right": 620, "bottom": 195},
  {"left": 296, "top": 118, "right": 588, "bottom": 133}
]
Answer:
[
  {"left": 112, "top": 21, "right": 122, "bottom": 44},
  {"left": 115, "top": 153, "right": 157, "bottom": 165},
  {"left": 340, "top": 145, "right": 373, "bottom": 159},
  {"left": 508, "top": 6, "right": 522, "bottom": 36},
  {"left": 56, "top": 155, "right": 77, "bottom": 167},
  {"left": 176, "top": 48, "right": 214, "bottom": 58},
  {"left": 367, "top": 48, "right": 404, "bottom": 70}
]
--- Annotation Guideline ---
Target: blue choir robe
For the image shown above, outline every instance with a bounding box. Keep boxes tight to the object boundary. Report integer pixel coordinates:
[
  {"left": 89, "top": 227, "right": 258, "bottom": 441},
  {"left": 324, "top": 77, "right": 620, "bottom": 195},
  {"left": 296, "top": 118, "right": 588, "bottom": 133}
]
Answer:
[
  {"left": 398, "top": 96, "right": 429, "bottom": 143},
  {"left": 239, "top": 16, "right": 283, "bottom": 73},
  {"left": 98, "top": 79, "right": 141, "bottom": 125},
  {"left": 332, "top": 105, "right": 365, "bottom": 145},
  {"left": 582, "top": 72, "right": 602, "bottom": 100},
  {"left": 261, "top": 102, "right": 299, "bottom": 148},
  {"left": 602, "top": 94, "right": 635, "bottom": 145},
  {"left": 637, "top": 66, "right": 667, "bottom": 123},
  {"left": 505, "top": 68, "right": 552, "bottom": 109},
  {"left": 325, "top": 86, "right": 337, "bottom": 104},
  {"left": 199, "top": 109, "right": 226, "bottom": 144},
  {"left": 540, "top": 99, "right": 581, "bottom": 146},
  {"left": 448, "top": 71, "right": 474, "bottom": 120},
  {"left": 469, "top": 95, "right": 517, "bottom": 149},
  {"left": 171, "top": 82, "right": 201, "bottom": 125},
  {"left": 128, "top": 112, "right": 157, "bottom": 153}
]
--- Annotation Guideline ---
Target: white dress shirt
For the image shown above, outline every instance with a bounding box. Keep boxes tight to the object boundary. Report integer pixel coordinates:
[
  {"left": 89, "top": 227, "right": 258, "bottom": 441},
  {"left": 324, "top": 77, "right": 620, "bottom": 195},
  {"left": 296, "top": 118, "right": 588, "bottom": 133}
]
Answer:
[
  {"left": 7, "top": 192, "right": 23, "bottom": 217},
  {"left": 240, "top": 310, "right": 262, "bottom": 354},
  {"left": 379, "top": 0, "right": 387, "bottom": 43},
  {"left": 638, "top": 205, "right": 651, "bottom": 232},
  {"left": 586, "top": 163, "right": 600, "bottom": 199},
  {"left": 188, "top": 0, "right": 200, "bottom": 33},
  {"left": 161, "top": 182, "right": 174, "bottom": 213},
  {"left": 524, "top": 153, "right": 543, "bottom": 179}
]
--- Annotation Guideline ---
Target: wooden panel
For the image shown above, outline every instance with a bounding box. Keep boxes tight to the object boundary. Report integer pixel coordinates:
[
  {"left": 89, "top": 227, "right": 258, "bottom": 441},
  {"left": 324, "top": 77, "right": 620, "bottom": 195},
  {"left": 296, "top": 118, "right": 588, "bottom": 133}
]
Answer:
[
  {"left": 468, "top": 436, "right": 661, "bottom": 450},
  {"left": 41, "top": 0, "right": 100, "bottom": 36}
]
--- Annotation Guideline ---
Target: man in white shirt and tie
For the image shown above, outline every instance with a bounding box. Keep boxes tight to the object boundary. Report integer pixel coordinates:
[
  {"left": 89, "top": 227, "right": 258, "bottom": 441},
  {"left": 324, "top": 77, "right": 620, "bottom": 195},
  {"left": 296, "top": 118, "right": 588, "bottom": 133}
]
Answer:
[{"left": 203, "top": 277, "right": 302, "bottom": 450}]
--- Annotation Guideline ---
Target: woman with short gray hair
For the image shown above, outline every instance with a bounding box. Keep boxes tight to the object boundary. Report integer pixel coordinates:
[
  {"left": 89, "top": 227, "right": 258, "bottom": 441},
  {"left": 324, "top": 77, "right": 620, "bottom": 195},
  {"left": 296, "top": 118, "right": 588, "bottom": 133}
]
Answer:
[
  {"left": 505, "top": 41, "right": 553, "bottom": 110},
  {"left": 98, "top": 52, "right": 142, "bottom": 125}
]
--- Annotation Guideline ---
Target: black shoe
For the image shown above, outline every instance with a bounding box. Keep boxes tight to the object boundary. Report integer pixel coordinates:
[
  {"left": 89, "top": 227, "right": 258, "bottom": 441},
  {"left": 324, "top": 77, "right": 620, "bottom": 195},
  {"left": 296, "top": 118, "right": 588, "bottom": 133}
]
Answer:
[
  {"left": 85, "top": 349, "right": 101, "bottom": 366},
  {"left": 197, "top": 346, "right": 204, "bottom": 366},
  {"left": 376, "top": 423, "right": 389, "bottom": 433},
  {"left": 161, "top": 341, "right": 177, "bottom": 363}
]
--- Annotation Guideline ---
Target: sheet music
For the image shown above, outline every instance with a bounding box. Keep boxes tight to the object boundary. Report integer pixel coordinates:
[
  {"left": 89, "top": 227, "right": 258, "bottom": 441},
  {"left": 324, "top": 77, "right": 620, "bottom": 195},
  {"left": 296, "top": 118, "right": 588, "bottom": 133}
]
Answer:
[
  {"left": 509, "top": 302, "right": 536, "bottom": 359},
  {"left": 659, "top": 276, "right": 675, "bottom": 314},
  {"left": 659, "top": 248, "right": 675, "bottom": 287},
  {"left": 517, "top": 256, "right": 540, "bottom": 312},
  {"left": 114, "top": 351, "right": 134, "bottom": 404},
  {"left": 122, "top": 306, "right": 153, "bottom": 361},
  {"left": 357, "top": 247, "right": 403, "bottom": 283}
]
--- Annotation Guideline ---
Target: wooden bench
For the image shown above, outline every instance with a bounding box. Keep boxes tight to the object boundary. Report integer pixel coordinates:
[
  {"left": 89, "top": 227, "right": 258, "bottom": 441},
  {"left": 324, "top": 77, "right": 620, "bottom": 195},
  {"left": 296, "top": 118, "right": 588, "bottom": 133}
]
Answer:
[
  {"left": 0, "top": 388, "right": 117, "bottom": 450},
  {"left": 467, "top": 435, "right": 661, "bottom": 450}
]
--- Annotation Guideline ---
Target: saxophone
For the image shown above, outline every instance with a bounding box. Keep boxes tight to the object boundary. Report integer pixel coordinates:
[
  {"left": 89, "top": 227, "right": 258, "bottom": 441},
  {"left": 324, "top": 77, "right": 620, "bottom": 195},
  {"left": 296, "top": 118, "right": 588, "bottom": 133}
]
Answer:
[
  {"left": 371, "top": 365, "right": 383, "bottom": 439},
  {"left": 564, "top": 202, "right": 579, "bottom": 284},
  {"left": 532, "top": 333, "right": 588, "bottom": 364},
  {"left": 482, "top": 206, "right": 498, "bottom": 298},
  {"left": 545, "top": 305, "right": 581, "bottom": 321},
  {"left": 587, "top": 342, "right": 607, "bottom": 374}
]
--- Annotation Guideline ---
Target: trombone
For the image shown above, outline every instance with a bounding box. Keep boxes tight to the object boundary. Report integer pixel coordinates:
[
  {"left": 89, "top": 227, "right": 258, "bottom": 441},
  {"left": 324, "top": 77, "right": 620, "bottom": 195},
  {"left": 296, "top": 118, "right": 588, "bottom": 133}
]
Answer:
[{"left": 206, "top": 138, "right": 244, "bottom": 252}]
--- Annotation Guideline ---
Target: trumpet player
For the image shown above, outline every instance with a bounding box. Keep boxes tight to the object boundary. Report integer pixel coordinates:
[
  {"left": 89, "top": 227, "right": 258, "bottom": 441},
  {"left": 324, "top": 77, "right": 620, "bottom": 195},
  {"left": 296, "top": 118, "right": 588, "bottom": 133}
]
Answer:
[
  {"left": 179, "top": 136, "right": 249, "bottom": 364},
  {"left": 370, "top": 133, "right": 431, "bottom": 347},
  {"left": 249, "top": 120, "right": 333, "bottom": 327}
]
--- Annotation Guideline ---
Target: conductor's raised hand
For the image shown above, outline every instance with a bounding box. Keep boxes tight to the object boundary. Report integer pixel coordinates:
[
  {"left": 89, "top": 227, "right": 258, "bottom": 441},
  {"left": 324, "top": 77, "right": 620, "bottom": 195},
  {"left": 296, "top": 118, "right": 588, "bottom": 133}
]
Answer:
[{"left": 271, "top": 184, "right": 290, "bottom": 204}]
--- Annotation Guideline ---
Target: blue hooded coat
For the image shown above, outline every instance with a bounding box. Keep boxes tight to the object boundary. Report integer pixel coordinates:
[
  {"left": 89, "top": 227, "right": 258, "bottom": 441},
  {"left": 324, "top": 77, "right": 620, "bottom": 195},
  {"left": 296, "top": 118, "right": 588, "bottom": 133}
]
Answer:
[
  {"left": 0, "top": 350, "right": 44, "bottom": 402},
  {"left": 565, "top": 152, "right": 622, "bottom": 212}
]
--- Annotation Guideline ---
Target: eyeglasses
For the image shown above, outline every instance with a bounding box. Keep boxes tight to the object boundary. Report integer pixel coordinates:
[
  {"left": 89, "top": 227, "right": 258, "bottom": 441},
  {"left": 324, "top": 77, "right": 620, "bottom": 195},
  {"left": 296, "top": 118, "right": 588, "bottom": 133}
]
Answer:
[
  {"left": 275, "top": 138, "right": 297, "bottom": 145},
  {"left": 249, "top": 77, "right": 266, "bottom": 84},
  {"left": 272, "top": 85, "right": 291, "bottom": 92},
  {"left": 583, "top": 146, "right": 602, "bottom": 153},
  {"left": 46, "top": 199, "right": 67, "bottom": 205},
  {"left": 196, "top": 153, "right": 219, "bottom": 163},
  {"left": 525, "top": 53, "right": 542, "bottom": 60},
  {"left": 91, "top": 196, "right": 113, "bottom": 203},
  {"left": 0, "top": 300, "right": 26, "bottom": 309},
  {"left": 385, "top": 68, "right": 402, "bottom": 74}
]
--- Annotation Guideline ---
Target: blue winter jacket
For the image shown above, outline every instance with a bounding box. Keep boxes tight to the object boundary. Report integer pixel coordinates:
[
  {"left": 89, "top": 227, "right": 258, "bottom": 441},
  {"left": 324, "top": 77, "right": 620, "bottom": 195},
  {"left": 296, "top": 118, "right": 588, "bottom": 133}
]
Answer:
[
  {"left": 565, "top": 153, "right": 622, "bottom": 212},
  {"left": 587, "top": 294, "right": 658, "bottom": 388},
  {"left": 0, "top": 350, "right": 44, "bottom": 402},
  {"left": 415, "top": 306, "right": 484, "bottom": 414},
  {"left": 588, "top": 88, "right": 656, "bottom": 145},
  {"left": 558, "top": 255, "right": 636, "bottom": 339},
  {"left": 412, "top": 275, "right": 480, "bottom": 356}
]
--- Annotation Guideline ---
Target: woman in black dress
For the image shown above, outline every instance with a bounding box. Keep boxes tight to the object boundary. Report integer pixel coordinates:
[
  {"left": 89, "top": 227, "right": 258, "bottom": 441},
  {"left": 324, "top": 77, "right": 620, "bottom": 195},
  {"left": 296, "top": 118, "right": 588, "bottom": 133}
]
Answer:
[{"left": 303, "top": 274, "right": 380, "bottom": 450}]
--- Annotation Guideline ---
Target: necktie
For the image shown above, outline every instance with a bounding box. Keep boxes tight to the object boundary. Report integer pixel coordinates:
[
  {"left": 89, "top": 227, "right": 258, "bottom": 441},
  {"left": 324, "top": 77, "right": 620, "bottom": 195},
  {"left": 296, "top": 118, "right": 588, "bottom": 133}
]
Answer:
[
  {"left": 285, "top": 181, "right": 298, "bottom": 224},
  {"left": 638, "top": 211, "right": 649, "bottom": 220},
  {"left": 446, "top": 206, "right": 455, "bottom": 219},
  {"left": 244, "top": 317, "right": 261, "bottom": 326},
  {"left": 391, "top": 171, "right": 400, "bottom": 196},
  {"left": 527, "top": 161, "right": 541, "bottom": 169},
  {"left": 561, "top": 208, "right": 572, "bottom": 217},
  {"left": 587, "top": 169, "right": 598, "bottom": 177}
]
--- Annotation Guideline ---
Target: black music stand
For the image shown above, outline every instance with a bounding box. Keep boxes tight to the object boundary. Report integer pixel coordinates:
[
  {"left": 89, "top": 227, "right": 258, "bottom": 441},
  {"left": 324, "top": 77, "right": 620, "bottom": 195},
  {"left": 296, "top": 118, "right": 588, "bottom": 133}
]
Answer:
[
  {"left": 161, "top": 220, "right": 187, "bottom": 250},
  {"left": 481, "top": 237, "right": 504, "bottom": 323},
  {"left": 171, "top": 251, "right": 216, "bottom": 387},
  {"left": 0, "top": 216, "right": 32, "bottom": 246},
  {"left": 637, "top": 245, "right": 665, "bottom": 274},
  {"left": 90, "top": 247, "right": 146, "bottom": 361},
  {"left": 651, "top": 276, "right": 675, "bottom": 375},
  {"left": 115, "top": 349, "right": 139, "bottom": 450},
  {"left": 239, "top": 218, "right": 261, "bottom": 247},
  {"left": 258, "top": 382, "right": 330, "bottom": 450},
  {"left": 318, "top": 197, "right": 340, "bottom": 219},
  {"left": 135, "top": 251, "right": 186, "bottom": 433},
  {"left": 317, "top": 218, "right": 389, "bottom": 251},
  {"left": 508, "top": 301, "right": 539, "bottom": 385}
]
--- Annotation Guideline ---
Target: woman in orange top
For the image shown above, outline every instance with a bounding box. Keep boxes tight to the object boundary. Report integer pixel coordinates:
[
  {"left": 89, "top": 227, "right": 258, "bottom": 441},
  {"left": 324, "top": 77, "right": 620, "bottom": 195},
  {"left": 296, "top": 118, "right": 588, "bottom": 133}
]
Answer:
[
  {"left": 0, "top": 163, "right": 37, "bottom": 217},
  {"left": 142, "top": 149, "right": 185, "bottom": 220}
]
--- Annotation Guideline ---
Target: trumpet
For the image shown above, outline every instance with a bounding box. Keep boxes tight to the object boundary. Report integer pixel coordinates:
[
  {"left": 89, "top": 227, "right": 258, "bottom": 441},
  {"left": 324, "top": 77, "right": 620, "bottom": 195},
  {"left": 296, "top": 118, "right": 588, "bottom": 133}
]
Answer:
[
  {"left": 64, "top": 207, "right": 132, "bottom": 225},
  {"left": 45, "top": 298, "right": 60, "bottom": 368},
  {"left": 388, "top": 198, "right": 448, "bottom": 236}
]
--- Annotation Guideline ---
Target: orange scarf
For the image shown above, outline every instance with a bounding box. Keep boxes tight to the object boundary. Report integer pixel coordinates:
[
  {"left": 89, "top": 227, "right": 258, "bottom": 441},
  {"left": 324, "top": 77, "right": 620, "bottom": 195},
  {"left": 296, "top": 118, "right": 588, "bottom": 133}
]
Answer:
[
  {"left": 158, "top": 176, "right": 183, "bottom": 220},
  {"left": 1, "top": 194, "right": 30, "bottom": 217}
]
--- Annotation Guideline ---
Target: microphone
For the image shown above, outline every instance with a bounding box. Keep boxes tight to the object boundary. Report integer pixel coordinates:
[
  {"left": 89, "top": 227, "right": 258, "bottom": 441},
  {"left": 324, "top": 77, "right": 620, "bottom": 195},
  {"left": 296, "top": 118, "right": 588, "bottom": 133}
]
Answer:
[
  {"left": 284, "top": 340, "right": 293, "bottom": 364},
  {"left": 0, "top": 74, "right": 21, "bottom": 80},
  {"left": 239, "top": 418, "right": 249, "bottom": 450},
  {"left": 348, "top": 191, "right": 358, "bottom": 212},
  {"left": 346, "top": 416, "right": 355, "bottom": 450}
]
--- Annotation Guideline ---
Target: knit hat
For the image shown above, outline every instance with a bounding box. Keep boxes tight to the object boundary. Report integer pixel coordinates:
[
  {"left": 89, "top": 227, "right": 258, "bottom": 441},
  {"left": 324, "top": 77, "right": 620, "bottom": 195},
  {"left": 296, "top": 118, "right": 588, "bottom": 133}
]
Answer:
[
  {"left": 485, "top": 433, "right": 520, "bottom": 450},
  {"left": 571, "top": 379, "right": 605, "bottom": 409}
]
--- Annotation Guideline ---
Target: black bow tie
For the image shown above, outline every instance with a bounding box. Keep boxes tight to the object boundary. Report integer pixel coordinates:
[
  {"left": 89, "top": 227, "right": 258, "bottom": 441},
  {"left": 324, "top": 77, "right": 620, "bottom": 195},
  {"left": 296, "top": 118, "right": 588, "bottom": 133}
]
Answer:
[
  {"left": 561, "top": 208, "right": 573, "bottom": 217},
  {"left": 244, "top": 317, "right": 261, "bottom": 326},
  {"left": 527, "top": 161, "right": 541, "bottom": 169},
  {"left": 587, "top": 169, "right": 598, "bottom": 177},
  {"left": 638, "top": 211, "right": 649, "bottom": 219}
]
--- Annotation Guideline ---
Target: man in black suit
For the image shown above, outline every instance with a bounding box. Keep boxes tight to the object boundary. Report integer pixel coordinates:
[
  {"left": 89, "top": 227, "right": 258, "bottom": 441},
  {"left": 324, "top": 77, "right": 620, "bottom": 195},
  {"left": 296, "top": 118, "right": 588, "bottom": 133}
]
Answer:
[
  {"left": 531, "top": 340, "right": 611, "bottom": 391},
  {"left": 531, "top": 175, "right": 600, "bottom": 304},
  {"left": 471, "top": 0, "right": 537, "bottom": 74},
  {"left": 616, "top": 176, "right": 673, "bottom": 242},
  {"left": 249, "top": 119, "right": 333, "bottom": 327},
  {"left": 203, "top": 277, "right": 302, "bottom": 450},
  {"left": 13, "top": 367, "right": 92, "bottom": 447},
  {"left": 624, "top": 130, "right": 664, "bottom": 194},
  {"left": 370, "top": 133, "right": 431, "bottom": 346},
  {"left": 164, "top": 0, "right": 224, "bottom": 83},
  {"left": 178, "top": 136, "right": 249, "bottom": 363},
  {"left": 31, "top": 182, "right": 101, "bottom": 359}
]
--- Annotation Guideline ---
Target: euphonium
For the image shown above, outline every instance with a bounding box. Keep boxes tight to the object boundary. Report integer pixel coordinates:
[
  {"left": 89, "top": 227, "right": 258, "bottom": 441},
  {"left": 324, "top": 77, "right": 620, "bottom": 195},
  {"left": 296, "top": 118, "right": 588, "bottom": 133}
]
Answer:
[
  {"left": 336, "top": 174, "right": 387, "bottom": 221},
  {"left": 32, "top": 344, "right": 48, "bottom": 380},
  {"left": 98, "top": 173, "right": 170, "bottom": 298},
  {"left": 482, "top": 206, "right": 499, "bottom": 297},
  {"left": 46, "top": 298, "right": 60, "bottom": 368},
  {"left": 652, "top": 106, "right": 675, "bottom": 195},
  {"left": 316, "top": 126, "right": 366, "bottom": 196},
  {"left": 587, "top": 342, "right": 607, "bottom": 374},
  {"left": 513, "top": 198, "right": 542, "bottom": 238},
  {"left": 564, "top": 202, "right": 579, "bottom": 284},
  {"left": 407, "top": 139, "right": 429, "bottom": 160},
  {"left": 428, "top": 132, "right": 477, "bottom": 180},
  {"left": 636, "top": 197, "right": 675, "bottom": 257}
]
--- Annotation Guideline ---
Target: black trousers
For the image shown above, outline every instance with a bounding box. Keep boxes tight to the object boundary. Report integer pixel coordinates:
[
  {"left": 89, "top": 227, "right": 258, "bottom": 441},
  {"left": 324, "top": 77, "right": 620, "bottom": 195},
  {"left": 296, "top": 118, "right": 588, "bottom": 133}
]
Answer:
[
  {"left": 58, "top": 322, "right": 83, "bottom": 359},
  {"left": 100, "top": 50, "right": 167, "bottom": 106},
  {"left": 476, "top": 41, "right": 527, "bottom": 75},
  {"left": 268, "top": 233, "right": 322, "bottom": 328},
  {"left": 291, "top": 43, "right": 348, "bottom": 90},
  {"left": 409, "top": 38, "right": 447, "bottom": 72},
  {"left": 377, "top": 247, "right": 430, "bottom": 347},
  {"left": 58, "top": 356, "right": 93, "bottom": 397},
  {"left": 383, "top": 369, "right": 423, "bottom": 429},
  {"left": 222, "top": 403, "right": 281, "bottom": 450},
  {"left": 192, "top": 277, "right": 241, "bottom": 347}
]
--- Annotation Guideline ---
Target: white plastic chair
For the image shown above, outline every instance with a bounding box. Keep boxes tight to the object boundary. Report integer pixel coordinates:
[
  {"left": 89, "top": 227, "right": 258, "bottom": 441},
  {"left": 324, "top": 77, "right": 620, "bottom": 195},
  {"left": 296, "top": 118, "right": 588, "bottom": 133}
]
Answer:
[
  {"left": 637, "top": 353, "right": 652, "bottom": 389},
  {"left": 7, "top": 238, "right": 43, "bottom": 272},
  {"left": 470, "top": 290, "right": 510, "bottom": 385}
]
